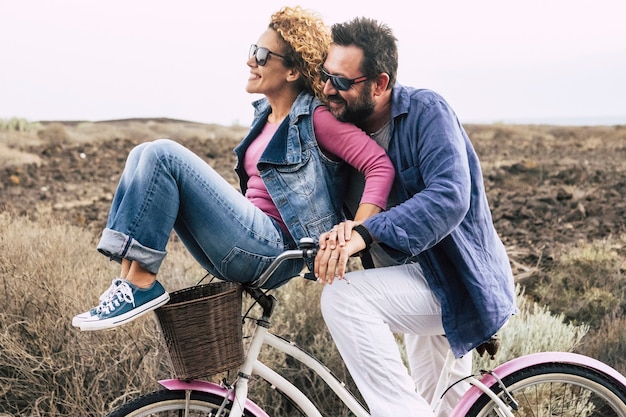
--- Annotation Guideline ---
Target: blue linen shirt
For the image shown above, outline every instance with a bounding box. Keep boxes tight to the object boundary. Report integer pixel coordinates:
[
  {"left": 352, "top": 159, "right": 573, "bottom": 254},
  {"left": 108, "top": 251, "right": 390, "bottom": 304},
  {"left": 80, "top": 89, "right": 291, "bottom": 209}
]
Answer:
[{"left": 363, "top": 84, "right": 518, "bottom": 358}]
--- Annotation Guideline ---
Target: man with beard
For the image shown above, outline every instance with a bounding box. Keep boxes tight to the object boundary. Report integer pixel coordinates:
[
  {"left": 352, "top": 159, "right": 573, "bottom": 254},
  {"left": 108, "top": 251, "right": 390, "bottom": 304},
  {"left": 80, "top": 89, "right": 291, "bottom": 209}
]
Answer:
[{"left": 313, "top": 17, "right": 518, "bottom": 417}]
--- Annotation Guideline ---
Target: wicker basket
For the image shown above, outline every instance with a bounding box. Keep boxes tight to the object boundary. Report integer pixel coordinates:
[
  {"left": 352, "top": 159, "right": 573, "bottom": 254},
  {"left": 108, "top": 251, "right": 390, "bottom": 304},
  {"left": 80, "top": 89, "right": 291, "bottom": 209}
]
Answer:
[{"left": 155, "top": 281, "right": 244, "bottom": 380}]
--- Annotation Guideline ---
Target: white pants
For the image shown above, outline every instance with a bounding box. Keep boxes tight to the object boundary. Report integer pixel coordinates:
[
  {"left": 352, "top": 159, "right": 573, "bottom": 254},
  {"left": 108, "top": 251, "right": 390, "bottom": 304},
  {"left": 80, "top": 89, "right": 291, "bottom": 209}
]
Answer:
[{"left": 320, "top": 263, "right": 472, "bottom": 417}]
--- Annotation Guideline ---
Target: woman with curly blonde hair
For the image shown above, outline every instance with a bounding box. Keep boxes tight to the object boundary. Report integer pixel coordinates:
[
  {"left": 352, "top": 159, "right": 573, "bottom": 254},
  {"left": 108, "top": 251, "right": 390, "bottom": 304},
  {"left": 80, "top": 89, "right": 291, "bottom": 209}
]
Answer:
[
  {"left": 73, "top": 6, "right": 394, "bottom": 331},
  {"left": 267, "top": 6, "right": 329, "bottom": 99}
]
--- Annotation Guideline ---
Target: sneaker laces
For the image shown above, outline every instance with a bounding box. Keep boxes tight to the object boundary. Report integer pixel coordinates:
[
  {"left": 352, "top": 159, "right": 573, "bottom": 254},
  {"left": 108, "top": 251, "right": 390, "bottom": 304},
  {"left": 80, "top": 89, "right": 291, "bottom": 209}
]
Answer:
[
  {"left": 99, "top": 281, "right": 135, "bottom": 315},
  {"left": 92, "top": 278, "right": 123, "bottom": 314},
  {"left": 99, "top": 278, "right": 123, "bottom": 302}
]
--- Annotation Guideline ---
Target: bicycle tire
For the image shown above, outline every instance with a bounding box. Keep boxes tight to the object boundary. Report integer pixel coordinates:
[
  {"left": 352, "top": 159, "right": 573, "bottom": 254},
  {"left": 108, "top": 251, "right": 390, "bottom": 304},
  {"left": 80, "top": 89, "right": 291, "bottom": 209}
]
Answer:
[
  {"left": 106, "top": 389, "right": 257, "bottom": 417},
  {"left": 465, "top": 362, "right": 626, "bottom": 416}
]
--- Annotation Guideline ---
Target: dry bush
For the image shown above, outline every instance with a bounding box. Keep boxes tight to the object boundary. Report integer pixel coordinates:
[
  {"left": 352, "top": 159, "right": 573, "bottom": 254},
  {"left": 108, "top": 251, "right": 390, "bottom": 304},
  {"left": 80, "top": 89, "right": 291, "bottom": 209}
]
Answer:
[
  {"left": 36, "top": 123, "right": 69, "bottom": 145},
  {"left": 524, "top": 235, "right": 626, "bottom": 374},
  {"left": 585, "top": 316, "right": 626, "bottom": 374},
  {"left": 530, "top": 236, "right": 626, "bottom": 325},
  {"left": 0, "top": 211, "right": 201, "bottom": 416},
  {"left": 473, "top": 285, "right": 589, "bottom": 372}
]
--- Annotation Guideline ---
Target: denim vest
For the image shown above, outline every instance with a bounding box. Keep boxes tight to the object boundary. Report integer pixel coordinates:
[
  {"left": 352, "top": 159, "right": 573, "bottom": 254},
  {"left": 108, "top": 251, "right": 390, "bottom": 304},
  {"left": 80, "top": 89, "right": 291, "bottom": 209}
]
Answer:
[{"left": 234, "top": 92, "right": 346, "bottom": 251}]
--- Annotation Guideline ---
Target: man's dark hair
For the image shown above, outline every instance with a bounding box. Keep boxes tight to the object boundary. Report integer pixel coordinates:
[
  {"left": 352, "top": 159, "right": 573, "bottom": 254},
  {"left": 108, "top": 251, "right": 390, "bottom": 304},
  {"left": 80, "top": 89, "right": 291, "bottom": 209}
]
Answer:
[{"left": 331, "top": 17, "right": 398, "bottom": 89}]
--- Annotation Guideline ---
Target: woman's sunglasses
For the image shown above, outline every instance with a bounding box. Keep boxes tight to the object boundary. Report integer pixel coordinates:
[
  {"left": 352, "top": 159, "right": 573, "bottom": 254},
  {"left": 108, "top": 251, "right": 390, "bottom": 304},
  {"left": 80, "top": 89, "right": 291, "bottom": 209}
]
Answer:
[
  {"left": 321, "top": 68, "right": 369, "bottom": 91},
  {"left": 249, "top": 44, "right": 290, "bottom": 67}
]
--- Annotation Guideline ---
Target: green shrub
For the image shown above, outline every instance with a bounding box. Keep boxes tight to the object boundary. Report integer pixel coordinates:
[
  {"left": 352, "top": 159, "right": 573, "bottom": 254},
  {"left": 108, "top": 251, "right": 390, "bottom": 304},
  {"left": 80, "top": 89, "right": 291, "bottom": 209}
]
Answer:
[
  {"left": 0, "top": 117, "right": 41, "bottom": 132},
  {"left": 473, "top": 285, "right": 589, "bottom": 372},
  {"left": 524, "top": 236, "right": 626, "bottom": 373}
]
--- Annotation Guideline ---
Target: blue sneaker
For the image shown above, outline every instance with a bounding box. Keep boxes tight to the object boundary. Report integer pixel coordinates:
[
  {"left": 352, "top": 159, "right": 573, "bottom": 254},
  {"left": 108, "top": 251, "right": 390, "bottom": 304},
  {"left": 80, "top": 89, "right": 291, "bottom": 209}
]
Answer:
[
  {"left": 80, "top": 279, "right": 169, "bottom": 331},
  {"left": 72, "top": 278, "right": 123, "bottom": 327}
]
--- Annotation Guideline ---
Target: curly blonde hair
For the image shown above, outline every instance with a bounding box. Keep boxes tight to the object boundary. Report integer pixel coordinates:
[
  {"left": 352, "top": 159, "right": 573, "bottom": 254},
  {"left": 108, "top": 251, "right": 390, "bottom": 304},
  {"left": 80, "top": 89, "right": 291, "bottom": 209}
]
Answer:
[{"left": 269, "top": 6, "right": 330, "bottom": 99}]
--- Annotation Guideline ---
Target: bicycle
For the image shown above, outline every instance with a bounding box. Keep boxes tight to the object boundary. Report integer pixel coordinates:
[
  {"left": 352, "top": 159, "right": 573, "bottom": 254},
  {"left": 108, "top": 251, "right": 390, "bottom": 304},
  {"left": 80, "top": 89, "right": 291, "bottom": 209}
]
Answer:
[{"left": 107, "top": 238, "right": 626, "bottom": 416}]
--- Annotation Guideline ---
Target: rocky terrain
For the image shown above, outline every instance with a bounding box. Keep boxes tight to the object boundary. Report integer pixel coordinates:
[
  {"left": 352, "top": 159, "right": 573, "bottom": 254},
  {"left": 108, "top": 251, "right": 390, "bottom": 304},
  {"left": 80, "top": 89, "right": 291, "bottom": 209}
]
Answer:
[{"left": 2, "top": 119, "right": 626, "bottom": 278}]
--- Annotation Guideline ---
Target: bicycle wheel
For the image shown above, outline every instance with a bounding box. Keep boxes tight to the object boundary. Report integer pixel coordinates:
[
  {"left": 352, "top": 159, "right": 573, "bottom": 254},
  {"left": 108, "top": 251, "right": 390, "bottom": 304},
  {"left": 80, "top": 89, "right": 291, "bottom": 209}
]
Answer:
[
  {"left": 465, "top": 362, "right": 626, "bottom": 416},
  {"left": 107, "top": 389, "right": 257, "bottom": 417}
]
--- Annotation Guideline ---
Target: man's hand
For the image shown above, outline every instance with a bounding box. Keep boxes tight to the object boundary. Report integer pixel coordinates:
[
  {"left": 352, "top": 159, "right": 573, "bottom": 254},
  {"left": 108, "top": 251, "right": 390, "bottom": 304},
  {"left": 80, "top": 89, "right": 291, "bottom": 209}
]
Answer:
[{"left": 315, "top": 220, "right": 366, "bottom": 284}]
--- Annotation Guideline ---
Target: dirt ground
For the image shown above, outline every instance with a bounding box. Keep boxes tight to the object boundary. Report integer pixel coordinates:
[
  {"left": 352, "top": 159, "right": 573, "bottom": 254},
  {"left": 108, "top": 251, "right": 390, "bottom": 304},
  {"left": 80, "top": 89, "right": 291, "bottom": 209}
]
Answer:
[{"left": 2, "top": 119, "right": 626, "bottom": 276}]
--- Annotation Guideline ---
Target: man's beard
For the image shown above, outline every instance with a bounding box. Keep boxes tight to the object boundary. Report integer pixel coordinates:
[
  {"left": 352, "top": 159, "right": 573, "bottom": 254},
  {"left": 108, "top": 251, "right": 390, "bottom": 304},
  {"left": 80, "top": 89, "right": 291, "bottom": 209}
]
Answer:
[{"left": 327, "top": 84, "right": 375, "bottom": 124}]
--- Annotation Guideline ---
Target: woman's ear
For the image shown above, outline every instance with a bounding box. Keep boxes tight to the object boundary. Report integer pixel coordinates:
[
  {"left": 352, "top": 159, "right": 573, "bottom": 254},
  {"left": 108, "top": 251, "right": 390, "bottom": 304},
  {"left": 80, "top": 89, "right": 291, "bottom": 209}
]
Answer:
[{"left": 286, "top": 67, "right": 301, "bottom": 83}]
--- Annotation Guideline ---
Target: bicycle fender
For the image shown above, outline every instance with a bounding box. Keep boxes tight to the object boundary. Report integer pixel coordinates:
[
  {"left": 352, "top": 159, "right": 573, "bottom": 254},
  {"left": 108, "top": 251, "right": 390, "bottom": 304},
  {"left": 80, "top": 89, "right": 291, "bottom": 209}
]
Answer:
[
  {"left": 451, "top": 351, "right": 626, "bottom": 416},
  {"left": 158, "top": 379, "right": 270, "bottom": 417}
]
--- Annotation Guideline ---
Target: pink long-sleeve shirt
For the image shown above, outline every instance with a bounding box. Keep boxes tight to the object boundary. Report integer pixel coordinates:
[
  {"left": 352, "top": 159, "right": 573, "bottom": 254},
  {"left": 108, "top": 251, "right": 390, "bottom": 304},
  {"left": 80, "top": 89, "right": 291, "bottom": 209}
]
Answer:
[{"left": 244, "top": 106, "right": 394, "bottom": 230}]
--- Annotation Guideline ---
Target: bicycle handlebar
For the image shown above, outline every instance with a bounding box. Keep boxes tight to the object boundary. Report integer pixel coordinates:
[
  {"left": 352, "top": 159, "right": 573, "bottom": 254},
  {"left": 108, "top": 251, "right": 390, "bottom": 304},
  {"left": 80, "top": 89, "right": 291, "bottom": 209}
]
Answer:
[
  {"left": 244, "top": 238, "right": 318, "bottom": 318},
  {"left": 251, "top": 237, "right": 318, "bottom": 289}
]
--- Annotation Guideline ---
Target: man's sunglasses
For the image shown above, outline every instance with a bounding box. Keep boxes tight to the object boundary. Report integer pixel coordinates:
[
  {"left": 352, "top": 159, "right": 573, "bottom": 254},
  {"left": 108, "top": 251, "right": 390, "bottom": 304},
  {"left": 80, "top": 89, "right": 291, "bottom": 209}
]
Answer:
[
  {"left": 321, "top": 68, "right": 369, "bottom": 91},
  {"left": 249, "top": 44, "right": 290, "bottom": 67}
]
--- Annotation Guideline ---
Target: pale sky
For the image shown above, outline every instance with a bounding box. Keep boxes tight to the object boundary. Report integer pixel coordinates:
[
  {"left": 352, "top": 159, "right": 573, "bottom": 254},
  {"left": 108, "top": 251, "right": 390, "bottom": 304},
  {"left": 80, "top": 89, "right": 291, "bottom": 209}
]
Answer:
[{"left": 2, "top": 0, "right": 625, "bottom": 126}]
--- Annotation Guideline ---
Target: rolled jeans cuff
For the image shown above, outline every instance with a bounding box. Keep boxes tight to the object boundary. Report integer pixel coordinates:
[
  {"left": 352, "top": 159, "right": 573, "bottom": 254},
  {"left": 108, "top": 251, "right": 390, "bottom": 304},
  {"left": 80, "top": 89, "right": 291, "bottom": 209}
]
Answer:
[{"left": 97, "top": 228, "right": 166, "bottom": 274}]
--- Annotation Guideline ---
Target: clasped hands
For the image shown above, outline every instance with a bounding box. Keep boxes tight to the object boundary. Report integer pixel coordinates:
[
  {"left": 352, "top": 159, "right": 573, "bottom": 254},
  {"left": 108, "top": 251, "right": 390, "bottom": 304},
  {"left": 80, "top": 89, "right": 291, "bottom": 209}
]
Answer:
[{"left": 314, "top": 220, "right": 366, "bottom": 284}]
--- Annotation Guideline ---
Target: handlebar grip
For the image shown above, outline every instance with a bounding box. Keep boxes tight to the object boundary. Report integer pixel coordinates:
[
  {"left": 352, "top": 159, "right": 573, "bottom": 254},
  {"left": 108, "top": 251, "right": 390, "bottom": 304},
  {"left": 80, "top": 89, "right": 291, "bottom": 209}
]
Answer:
[{"left": 250, "top": 241, "right": 319, "bottom": 288}]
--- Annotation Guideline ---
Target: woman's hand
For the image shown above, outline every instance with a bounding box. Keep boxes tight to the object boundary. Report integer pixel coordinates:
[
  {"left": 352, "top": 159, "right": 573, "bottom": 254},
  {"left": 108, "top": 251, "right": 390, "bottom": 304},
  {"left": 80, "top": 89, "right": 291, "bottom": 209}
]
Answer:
[{"left": 315, "top": 221, "right": 366, "bottom": 284}]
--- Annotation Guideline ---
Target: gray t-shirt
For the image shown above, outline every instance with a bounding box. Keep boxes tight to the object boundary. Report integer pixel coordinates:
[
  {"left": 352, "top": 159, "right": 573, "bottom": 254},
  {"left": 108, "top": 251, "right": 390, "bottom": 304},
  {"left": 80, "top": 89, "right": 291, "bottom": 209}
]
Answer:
[{"left": 344, "top": 121, "right": 406, "bottom": 267}]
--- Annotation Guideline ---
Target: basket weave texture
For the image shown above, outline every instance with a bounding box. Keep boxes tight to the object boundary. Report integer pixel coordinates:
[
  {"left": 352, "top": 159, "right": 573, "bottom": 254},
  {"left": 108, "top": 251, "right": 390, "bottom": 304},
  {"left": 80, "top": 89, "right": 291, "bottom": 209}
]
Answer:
[{"left": 155, "top": 281, "right": 243, "bottom": 380}]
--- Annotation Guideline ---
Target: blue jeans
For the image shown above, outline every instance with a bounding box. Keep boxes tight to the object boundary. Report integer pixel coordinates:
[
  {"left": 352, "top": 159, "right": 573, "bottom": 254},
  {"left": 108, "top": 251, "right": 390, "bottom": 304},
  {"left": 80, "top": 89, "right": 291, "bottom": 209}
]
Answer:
[{"left": 97, "top": 139, "right": 302, "bottom": 288}]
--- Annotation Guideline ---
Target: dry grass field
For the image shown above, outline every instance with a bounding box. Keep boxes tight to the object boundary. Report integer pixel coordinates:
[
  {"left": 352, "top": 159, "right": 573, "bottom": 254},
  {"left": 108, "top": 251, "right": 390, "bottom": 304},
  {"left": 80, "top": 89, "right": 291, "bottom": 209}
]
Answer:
[{"left": 1, "top": 118, "right": 625, "bottom": 415}]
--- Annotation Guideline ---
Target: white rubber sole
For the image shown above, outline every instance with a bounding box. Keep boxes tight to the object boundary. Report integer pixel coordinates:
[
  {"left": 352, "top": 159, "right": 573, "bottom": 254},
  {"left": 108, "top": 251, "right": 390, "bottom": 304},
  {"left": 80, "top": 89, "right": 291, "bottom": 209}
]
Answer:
[
  {"left": 72, "top": 311, "right": 95, "bottom": 328},
  {"left": 79, "top": 293, "right": 170, "bottom": 331}
]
